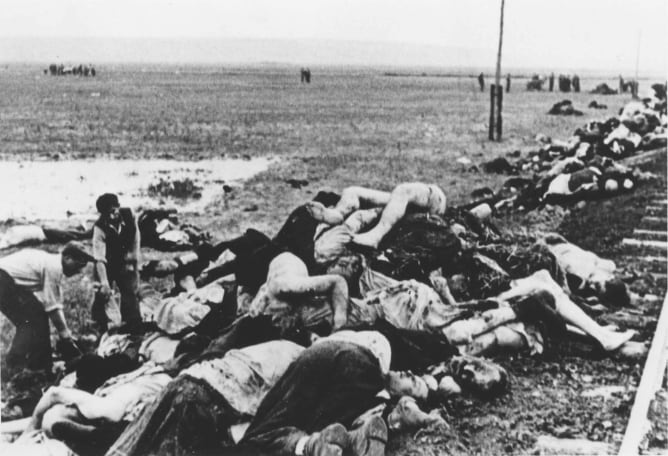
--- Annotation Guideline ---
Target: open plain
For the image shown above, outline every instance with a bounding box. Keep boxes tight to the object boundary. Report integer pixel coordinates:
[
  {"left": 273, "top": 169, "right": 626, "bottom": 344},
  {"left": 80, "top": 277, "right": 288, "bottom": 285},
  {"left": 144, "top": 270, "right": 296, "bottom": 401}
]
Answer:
[{"left": 1, "top": 64, "right": 666, "bottom": 454}]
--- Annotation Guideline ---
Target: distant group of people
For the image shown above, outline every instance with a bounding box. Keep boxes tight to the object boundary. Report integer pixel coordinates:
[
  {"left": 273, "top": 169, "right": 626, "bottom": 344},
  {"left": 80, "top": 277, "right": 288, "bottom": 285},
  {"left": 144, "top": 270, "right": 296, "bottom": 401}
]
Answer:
[
  {"left": 45, "top": 63, "right": 96, "bottom": 77},
  {"left": 300, "top": 68, "right": 312, "bottom": 84},
  {"left": 529, "top": 74, "right": 581, "bottom": 93},
  {"left": 476, "top": 73, "right": 512, "bottom": 93}
]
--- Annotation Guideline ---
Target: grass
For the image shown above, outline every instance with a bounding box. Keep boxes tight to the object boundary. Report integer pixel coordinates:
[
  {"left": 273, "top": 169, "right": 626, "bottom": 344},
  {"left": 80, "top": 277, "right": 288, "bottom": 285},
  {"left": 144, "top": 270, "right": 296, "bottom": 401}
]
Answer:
[{"left": 0, "top": 63, "right": 665, "bottom": 453}]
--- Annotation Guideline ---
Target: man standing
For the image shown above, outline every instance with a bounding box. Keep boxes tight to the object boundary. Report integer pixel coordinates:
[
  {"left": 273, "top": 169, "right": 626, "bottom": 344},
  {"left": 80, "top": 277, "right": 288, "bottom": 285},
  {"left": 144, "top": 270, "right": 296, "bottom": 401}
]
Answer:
[
  {"left": 0, "top": 242, "right": 93, "bottom": 374},
  {"left": 92, "top": 193, "right": 141, "bottom": 331},
  {"left": 477, "top": 72, "right": 485, "bottom": 92},
  {"left": 548, "top": 73, "right": 555, "bottom": 92}
]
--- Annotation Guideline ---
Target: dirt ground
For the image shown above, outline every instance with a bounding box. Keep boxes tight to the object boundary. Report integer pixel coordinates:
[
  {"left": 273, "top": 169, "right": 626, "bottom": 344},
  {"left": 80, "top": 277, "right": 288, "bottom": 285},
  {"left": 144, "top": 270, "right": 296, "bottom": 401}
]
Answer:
[{"left": 0, "top": 64, "right": 666, "bottom": 454}]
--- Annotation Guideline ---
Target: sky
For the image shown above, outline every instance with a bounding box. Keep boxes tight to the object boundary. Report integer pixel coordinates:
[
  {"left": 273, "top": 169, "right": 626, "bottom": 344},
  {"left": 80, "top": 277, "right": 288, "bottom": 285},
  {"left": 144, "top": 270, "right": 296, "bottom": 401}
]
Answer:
[{"left": 1, "top": 0, "right": 666, "bottom": 74}]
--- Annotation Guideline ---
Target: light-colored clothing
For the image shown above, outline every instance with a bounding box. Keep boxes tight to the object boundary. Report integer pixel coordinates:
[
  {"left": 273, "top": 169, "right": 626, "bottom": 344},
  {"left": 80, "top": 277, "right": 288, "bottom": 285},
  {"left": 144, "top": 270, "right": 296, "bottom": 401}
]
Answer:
[
  {"left": 140, "top": 284, "right": 224, "bottom": 335},
  {"left": 182, "top": 340, "right": 304, "bottom": 416},
  {"left": 351, "top": 279, "right": 464, "bottom": 332},
  {"left": 94, "top": 363, "right": 172, "bottom": 422},
  {"left": 317, "top": 330, "right": 391, "bottom": 374},
  {"left": 0, "top": 249, "right": 63, "bottom": 312}
]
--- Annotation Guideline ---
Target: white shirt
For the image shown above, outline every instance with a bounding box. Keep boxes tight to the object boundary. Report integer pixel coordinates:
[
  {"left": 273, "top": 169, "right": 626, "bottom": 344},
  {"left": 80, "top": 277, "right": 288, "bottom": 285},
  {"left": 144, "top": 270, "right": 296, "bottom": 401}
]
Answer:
[{"left": 0, "top": 249, "right": 64, "bottom": 311}]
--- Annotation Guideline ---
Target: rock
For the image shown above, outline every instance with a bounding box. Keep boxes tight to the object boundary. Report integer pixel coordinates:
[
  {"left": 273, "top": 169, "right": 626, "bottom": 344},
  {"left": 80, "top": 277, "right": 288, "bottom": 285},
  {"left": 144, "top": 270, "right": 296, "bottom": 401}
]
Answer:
[
  {"left": 533, "top": 435, "right": 613, "bottom": 455},
  {"left": 243, "top": 204, "right": 259, "bottom": 212}
]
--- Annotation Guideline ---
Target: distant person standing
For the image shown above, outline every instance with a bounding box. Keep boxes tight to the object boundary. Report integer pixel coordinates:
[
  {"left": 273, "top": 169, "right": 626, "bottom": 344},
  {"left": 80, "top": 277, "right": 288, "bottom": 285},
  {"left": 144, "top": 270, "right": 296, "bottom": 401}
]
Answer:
[
  {"left": 305, "top": 68, "right": 311, "bottom": 84},
  {"left": 0, "top": 242, "right": 93, "bottom": 374},
  {"left": 506, "top": 73, "right": 511, "bottom": 92},
  {"left": 478, "top": 72, "right": 485, "bottom": 92},
  {"left": 572, "top": 74, "right": 581, "bottom": 93},
  {"left": 549, "top": 73, "right": 555, "bottom": 92},
  {"left": 619, "top": 75, "right": 625, "bottom": 93},
  {"left": 92, "top": 193, "right": 141, "bottom": 331}
]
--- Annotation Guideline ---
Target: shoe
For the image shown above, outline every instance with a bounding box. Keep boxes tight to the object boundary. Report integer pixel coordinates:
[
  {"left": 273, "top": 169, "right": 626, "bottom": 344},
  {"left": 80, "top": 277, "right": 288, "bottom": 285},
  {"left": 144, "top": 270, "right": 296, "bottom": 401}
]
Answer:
[
  {"left": 304, "top": 423, "right": 349, "bottom": 456},
  {"left": 348, "top": 416, "right": 387, "bottom": 456}
]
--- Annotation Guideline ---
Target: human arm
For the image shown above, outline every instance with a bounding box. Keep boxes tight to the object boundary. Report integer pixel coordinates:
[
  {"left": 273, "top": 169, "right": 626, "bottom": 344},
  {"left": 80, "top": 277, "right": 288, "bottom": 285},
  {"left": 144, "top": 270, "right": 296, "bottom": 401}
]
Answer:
[
  {"left": 23, "top": 386, "right": 129, "bottom": 435},
  {"left": 127, "top": 211, "right": 141, "bottom": 268},
  {"left": 47, "top": 308, "right": 71, "bottom": 339},
  {"left": 92, "top": 226, "right": 111, "bottom": 291}
]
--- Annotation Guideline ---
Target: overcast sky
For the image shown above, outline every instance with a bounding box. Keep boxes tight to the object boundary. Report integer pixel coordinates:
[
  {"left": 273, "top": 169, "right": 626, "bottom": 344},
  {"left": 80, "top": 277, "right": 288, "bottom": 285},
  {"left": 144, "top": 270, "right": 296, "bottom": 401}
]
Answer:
[{"left": 1, "top": 0, "right": 666, "bottom": 74}]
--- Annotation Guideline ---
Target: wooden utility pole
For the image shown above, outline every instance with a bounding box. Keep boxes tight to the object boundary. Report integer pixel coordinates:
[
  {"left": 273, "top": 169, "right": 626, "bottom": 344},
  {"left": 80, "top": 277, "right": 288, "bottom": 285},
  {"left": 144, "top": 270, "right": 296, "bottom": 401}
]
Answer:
[{"left": 489, "top": 0, "right": 505, "bottom": 141}]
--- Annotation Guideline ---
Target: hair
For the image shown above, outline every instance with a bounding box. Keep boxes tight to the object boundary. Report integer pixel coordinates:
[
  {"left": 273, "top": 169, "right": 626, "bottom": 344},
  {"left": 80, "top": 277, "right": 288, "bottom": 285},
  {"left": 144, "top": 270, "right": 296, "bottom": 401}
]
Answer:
[
  {"left": 95, "top": 193, "right": 120, "bottom": 214},
  {"left": 61, "top": 241, "right": 95, "bottom": 264},
  {"left": 602, "top": 279, "right": 630, "bottom": 307}
]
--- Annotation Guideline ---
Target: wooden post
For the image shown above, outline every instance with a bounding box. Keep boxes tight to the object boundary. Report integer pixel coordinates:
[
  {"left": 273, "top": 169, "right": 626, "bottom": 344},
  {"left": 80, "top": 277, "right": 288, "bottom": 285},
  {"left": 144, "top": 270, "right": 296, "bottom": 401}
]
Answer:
[
  {"left": 496, "top": 85, "right": 503, "bottom": 140},
  {"left": 489, "top": 0, "right": 506, "bottom": 141},
  {"left": 489, "top": 84, "right": 496, "bottom": 140}
]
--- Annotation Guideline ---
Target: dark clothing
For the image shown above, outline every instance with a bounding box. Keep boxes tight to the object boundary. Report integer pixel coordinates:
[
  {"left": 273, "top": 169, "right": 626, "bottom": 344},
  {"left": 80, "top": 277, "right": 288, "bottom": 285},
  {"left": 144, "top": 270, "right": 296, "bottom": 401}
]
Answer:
[
  {"left": 95, "top": 208, "right": 136, "bottom": 274},
  {"left": 91, "top": 268, "right": 140, "bottom": 330},
  {"left": 370, "top": 213, "right": 463, "bottom": 283},
  {"left": 272, "top": 192, "right": 341, "bottom": 273},
  {"left": 354, "top": 319, "right": 458, "bottom": 373},
  {"left": 273, "top": 206, "right": 321, "bottom": 271},
  {"left": 179, "top": 315, "right": 283, "bottom": 371},
  {"left": 94, "top": 207, "right": 140, "bottom": 327},
  {"left": 193, "top": 229, "right": 273, "bottom": 289},
  {"left": 239, "top": 341, "right": 385, "bottom": 455},
  {"left": 42, "top": 227, "right": 92, "bottom": 244},
  {"left": 107, "top": 341, "right": 384, "bottom": 456},
  {"left": 0, "top": 269, "right": 52, "bottom": 372},
  {"left": 106, "top": 375, "right": 239, "bottom": 456}
]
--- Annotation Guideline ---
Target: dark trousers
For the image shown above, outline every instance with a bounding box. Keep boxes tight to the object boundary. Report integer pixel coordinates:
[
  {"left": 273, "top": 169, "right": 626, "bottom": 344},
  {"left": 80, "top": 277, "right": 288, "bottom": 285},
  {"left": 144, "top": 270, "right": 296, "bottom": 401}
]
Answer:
[
  {"left": 105, "top": 376, "right": 239, "bottom": 456},
  {"left": 238, "top": 341, "right": 385, "bottom": 455},
  {"left": 92, "top": 266, "right": 140, "bottom": 330},
  {"left": 0, "top": 269, "right": 52, "bottom": 373}
]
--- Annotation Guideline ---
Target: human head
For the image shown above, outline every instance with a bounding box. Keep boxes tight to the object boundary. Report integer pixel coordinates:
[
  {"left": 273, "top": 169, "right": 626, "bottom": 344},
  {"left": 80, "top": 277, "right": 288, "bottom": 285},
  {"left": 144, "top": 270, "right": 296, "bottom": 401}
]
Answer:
[
  {"left": 386, "top": 396, "right": 445, "bottom": 432},
  {"left": 61, "top": 241, "right": 94, "bottom": 277},
  {"left": 95, "top": 193, "right": 121, "bottom": 222},
  {"left": 600, "top": 278, "right": 630, "bottom": 308},
  {"left": 448, "top": 355, "right": 507, "bottom": 398}
]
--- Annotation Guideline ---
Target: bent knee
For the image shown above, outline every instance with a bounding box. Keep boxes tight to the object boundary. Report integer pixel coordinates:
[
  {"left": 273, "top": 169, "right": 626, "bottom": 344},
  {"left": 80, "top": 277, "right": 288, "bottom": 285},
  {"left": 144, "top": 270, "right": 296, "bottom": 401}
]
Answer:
[{"left": 42, "top": 404, "right": 78, "bottom": 435}]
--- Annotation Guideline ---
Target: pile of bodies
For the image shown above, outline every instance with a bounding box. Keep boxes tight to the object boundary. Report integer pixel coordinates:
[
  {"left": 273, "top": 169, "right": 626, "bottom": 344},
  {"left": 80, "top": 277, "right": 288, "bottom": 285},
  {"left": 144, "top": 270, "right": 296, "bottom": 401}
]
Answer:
[
  {"left": 478, "top": 91, "right": 667, "bottom": 212},
  {"left": 0, "top": 208, "right": 209, "bottom": 252},
  {"left": 2, "top": 182, "right": 649, "bottom": 456}
]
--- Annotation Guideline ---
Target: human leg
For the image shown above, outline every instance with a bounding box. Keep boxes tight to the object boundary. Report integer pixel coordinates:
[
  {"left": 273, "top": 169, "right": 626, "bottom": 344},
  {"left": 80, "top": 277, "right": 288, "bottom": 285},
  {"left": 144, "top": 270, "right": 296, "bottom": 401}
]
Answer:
[
  {"left": 0, "top": 271, "right": 52, "bottom": 372},
  {"left": 307, "top": 187, "right": 391, "bottom": 225},
  {"left": 116, "top": 269, "right": 141, "bottom": 327},
  {"left": 343, "top": 208, "right": 382, "bottom": 233},
  {"left": 353, "top": 183, "right": 442, "bottom": 249},
  {"left": 499, "top": 271, "right": 634, "bottom": 351}
]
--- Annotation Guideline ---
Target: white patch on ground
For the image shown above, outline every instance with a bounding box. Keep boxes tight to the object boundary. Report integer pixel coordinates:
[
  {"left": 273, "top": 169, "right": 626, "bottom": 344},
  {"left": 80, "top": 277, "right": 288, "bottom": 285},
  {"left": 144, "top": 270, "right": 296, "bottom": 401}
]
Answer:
[{"left": 0, "top": 157, "right": 273, "bottom": 221}]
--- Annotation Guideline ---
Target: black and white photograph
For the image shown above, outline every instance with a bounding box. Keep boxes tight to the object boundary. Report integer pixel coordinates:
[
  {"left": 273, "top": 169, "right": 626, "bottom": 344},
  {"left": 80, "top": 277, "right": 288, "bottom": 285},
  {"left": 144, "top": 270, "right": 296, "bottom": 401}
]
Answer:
[{"left": 0, "top": 1, "right": 666, "bottom": 454}]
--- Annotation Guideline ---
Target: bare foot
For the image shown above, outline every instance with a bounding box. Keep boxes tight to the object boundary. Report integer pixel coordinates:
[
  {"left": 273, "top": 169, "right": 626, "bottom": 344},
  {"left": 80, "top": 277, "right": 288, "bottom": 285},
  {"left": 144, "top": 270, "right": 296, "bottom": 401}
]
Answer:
[
  {"left": 305, "top": 201, "right": 345, "bottom": 225},
  {"left": 614, "top": 341, "right": 648, "bottom": 360},
  {"left": 601, "top": 329, "right": 636, "bottom": 352}
]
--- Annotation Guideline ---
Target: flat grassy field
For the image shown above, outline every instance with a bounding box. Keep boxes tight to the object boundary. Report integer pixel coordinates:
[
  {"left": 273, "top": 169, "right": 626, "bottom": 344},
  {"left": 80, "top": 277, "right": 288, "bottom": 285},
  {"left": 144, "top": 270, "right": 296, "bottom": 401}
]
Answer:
[{"left": 1, "top": 64, "right": 665, "bottom": 454}]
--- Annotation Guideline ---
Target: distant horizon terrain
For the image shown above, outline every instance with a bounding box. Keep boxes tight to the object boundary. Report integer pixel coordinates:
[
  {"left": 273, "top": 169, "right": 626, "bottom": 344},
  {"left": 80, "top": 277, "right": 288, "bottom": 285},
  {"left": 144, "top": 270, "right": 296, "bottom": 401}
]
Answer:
[{"left": 2, "top": 37, "right": 665, "bottom": 79}]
